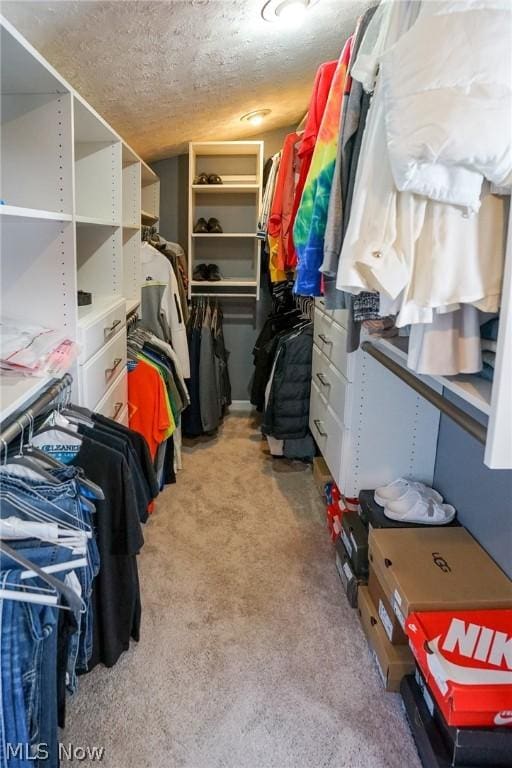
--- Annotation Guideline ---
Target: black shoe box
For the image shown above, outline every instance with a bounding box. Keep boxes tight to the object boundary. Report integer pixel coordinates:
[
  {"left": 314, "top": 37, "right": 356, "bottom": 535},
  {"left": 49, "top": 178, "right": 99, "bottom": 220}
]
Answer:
[
  {"left": 401, "top": 671, "right": 512, "bottom": 768},
  {"left": 334, "top": 537, "right": 366, "bottom": 608},
  {"left": 340, "top": 509, "right": 368, "bottom": 578},
  {"left": 358, "top": 490, "right": 460, "bottom": 530}
]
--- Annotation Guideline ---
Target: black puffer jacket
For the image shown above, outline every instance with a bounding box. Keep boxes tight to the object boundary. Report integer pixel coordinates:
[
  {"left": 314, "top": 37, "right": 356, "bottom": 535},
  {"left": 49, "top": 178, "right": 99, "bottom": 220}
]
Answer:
[{"left": 262, "top": 326, "right": 313, "bottom": 440}]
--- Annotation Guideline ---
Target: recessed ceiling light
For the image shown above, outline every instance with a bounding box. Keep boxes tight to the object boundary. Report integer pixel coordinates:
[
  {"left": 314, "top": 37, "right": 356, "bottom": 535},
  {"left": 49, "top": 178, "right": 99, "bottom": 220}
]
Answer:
[
  {"left": 261, "top": 0, "right": 320, "bottom": 24},
  {"left": 240, "top": 109, "right": 271, "bottom": 126}
]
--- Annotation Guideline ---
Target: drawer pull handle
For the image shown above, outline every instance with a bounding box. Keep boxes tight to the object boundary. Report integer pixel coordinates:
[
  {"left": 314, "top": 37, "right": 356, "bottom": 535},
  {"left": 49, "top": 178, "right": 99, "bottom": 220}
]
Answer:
[
  {"left": 316, "top": 372, "right": 330, "bottom": 387},
  {"left": 112, "top": 402, "right": 123, "bottom": 420},
  {"left": 318, "top": 333, "right": 332, "bottom": 345},
  {"left": 104, "top": 319, "right": 122, "bottom": 339},
  {"left": 313, "top": 419, "right": 328, "bottom": 437},
  {"left": 105, "top": 358, "right": 123, "bottom": 380}
]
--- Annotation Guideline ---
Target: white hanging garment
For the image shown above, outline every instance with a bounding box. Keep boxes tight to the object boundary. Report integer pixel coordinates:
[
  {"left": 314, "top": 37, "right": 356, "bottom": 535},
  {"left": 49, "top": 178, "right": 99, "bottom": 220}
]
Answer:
[{"left": 407, "top": 305, "right": 482, "bottom": 375}]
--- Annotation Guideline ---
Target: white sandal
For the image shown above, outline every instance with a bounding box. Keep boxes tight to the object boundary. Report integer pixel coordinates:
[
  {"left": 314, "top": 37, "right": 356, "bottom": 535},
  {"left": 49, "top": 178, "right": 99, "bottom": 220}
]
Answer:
[
  {"left": 374, "top": 478, "right": 443, "bottom": 507},
  {"left": 384, "top": 492, "right": 456, "bottom": 525}
]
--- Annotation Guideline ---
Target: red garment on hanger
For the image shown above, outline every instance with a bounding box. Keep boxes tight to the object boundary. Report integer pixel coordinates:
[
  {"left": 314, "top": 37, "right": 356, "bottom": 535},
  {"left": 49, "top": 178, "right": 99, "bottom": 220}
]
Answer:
[
  {"left": 268, "top": 131, "right": 303, "bottom": 272},
  {"left": 128, "top": 359, "right": 171, "bottom": 460},
  {"left": 288, "top": 60, "right": 338, "bottom": 268}
]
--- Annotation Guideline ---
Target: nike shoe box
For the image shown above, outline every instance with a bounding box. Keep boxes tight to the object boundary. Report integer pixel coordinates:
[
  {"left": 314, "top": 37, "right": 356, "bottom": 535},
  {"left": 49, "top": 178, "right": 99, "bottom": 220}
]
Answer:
[
  {"left": 406, "top": 608, "right": 512, "bottom": 728},
  {"left": 359, "top": 490, "right": 459, "bottom": 531},
  {"left": 340, "top": 509, "right": 368, "bottom": 578},
  {"left": 334, "top": 536, "right": 365, "bottom": 608},
  {"left": 368, "top": 527, "right": 512, "bottom": 634},
  {"left": 402, "top": 670, "right": 512, "bottom": 767},
  {"left": 357, "top": 585, "right": 414, "bottom": 692},
  {"left": 368, "top": 567, "right": 408, "bottom": 645}
]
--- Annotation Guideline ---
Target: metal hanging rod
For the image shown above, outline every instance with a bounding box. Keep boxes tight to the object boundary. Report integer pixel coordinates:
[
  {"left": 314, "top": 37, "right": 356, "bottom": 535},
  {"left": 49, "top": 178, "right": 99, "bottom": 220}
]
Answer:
[
  {"left": 0, "top": 373, "right": 73, "bottom": 451},
  {"left": 361, "top": 342, "right": 487, "bottom": 446}
]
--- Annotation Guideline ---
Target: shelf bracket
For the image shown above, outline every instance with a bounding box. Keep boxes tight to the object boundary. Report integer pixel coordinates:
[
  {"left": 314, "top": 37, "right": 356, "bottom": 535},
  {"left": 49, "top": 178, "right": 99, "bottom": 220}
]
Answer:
[{"left": 361, "top": 341, "right": 487, "bottom": 446}]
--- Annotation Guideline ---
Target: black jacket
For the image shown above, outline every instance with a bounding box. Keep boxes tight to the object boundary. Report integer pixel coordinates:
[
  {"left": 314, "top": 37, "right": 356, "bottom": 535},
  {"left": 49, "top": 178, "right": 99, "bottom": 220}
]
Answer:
[{"left": 262, "top": 325, "right": 313, "bottom": 440}]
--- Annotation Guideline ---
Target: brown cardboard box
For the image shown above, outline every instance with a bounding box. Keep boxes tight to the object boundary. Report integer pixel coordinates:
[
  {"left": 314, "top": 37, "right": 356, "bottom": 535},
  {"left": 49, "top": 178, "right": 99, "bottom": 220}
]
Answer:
[
  {"left": 368, "top": 567, "right": 408, "bottom": 645},
  {"left": 313, "top": 456, "right": 332, "bottom": 496},
  {"left": 368, "top": 527, "right": 512, "bottom": 631},
  {"left": 357, "top": 586, "right": 414, "bottom": 692}
]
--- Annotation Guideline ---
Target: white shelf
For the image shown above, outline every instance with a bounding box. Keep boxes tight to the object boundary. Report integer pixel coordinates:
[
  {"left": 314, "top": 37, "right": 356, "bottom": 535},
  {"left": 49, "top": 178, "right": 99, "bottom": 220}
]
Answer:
[
  {"left": 0, "top": 375, "right": 53, "bottom": 423},
  {"left": 76, "top": 215, "right": 121, "bottom": 227},
  {"left": 191, "top": 279, "right": 257, "bottom": 287},
  {"left": 0, "top": 205, "right": 72, "bottom": 222},
  {"left": 77, "top": 295, "right": 125, "bottom": 329},
  {"left": 374, "top": 337, "right": 492, "bottom": 416},
  {"left": 125, "top": 297, "right": 140, "bottom": 316},
  {"left": 191, "top": 232, "right": 257, "bottom": 238},
  {"left": 123, "top": 222, "right": 140, "bottom": 230},
  {"left": 191, "top": 184, "right": 259, "bottom": 193},
  {"left": 141, "top": 209, "right": 158, "bottom": 224}
]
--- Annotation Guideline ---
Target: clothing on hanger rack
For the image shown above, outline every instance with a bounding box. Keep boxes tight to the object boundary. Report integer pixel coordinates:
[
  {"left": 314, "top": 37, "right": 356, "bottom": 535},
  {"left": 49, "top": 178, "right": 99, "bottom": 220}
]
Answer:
[
  {"left": 182, "top": 297, "right": 231, "bottom": 438},
  {"left": 0, "top": 375, "right": 157, "bottom": 764}
]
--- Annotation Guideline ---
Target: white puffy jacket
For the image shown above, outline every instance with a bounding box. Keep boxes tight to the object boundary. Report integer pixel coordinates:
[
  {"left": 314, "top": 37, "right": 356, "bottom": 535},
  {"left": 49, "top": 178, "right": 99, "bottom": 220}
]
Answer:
[{"left": 381, "top": 0, "right": 512, "bottom": 213}]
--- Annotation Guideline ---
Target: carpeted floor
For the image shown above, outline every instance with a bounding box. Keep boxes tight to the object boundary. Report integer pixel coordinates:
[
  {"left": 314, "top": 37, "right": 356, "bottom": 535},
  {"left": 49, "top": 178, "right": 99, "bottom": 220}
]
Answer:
[{"left": 66, "top": 414, "right": 421, "bottom": 768}]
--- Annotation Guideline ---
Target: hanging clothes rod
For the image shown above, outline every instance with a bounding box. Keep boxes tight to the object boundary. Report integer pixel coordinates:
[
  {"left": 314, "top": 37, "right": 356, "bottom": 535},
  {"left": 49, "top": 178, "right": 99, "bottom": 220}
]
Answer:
[
  {"left": 361, "top": 342, "right": 487, "bottom": 446},
  {"left": 0, "top": 373, "right": 73, "bottom": 450}
]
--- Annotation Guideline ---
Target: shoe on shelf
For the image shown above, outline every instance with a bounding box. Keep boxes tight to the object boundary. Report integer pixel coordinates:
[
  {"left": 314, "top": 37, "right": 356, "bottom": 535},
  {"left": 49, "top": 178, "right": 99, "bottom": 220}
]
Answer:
[
  {"left": 193, "top": 263, "right": 209, "bottom": 281},
  {"left": 208, "top": 174, "right": 223, "bottom": 185},
  {"left": 193, "top": 173, "right": 209, "bottom": 185},
  {"left": 207, "top": 264, "right": 222, "bottom": 281},
  {"left": 374, "top": 478, "right": 443, "bottom": 507},
  {"left": 193, "top": 217, "right": 209, "bottom": 233},
  {"left": 384, "top": 491, "right": 456, "bottom": 525},
  {"left": 207, "top": 217, "right": 223, "bottom": 233}
]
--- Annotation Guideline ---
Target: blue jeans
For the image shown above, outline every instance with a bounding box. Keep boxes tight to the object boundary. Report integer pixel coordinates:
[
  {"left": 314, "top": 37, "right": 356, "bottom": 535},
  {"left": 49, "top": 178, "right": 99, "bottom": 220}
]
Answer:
[
  {"left": 0, "top": 565, "right": 59, "bottom": 768},
  {"left": 0, "top": 471, "right": 99, "bottom": 684}
]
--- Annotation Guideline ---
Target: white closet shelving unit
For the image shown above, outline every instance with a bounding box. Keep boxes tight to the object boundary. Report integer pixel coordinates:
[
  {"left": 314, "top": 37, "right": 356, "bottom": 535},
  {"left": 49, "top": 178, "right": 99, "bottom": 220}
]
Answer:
[
  {"left": 0, "top": 16, "right": 159, "bottom": 427},
  {"left": 188, "top": 141, "right": 263, "bottom": 299},
  {"left": 141, "top": 162, "right": 160, "bottom": 226}
]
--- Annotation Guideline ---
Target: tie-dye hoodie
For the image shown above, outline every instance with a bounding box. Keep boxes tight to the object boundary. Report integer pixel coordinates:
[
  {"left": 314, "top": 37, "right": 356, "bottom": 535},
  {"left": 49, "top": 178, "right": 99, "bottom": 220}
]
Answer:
[{"left": 294, "top": 37, "right": 353, "bottom": 295}]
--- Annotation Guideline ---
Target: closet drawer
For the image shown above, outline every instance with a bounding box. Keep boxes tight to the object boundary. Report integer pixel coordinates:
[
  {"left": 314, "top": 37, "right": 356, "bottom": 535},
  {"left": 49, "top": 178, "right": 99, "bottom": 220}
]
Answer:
[
  {"left": 93, "top": 368, "right": 128, "bottom": 420},
  {"left": 79, "top": 327, "right": 127, "bottom": 410},
  {"left": 313, "top": 309, "right": 353, "bottom": 381},
  {"left": 315, "top": 297, "right": 348, "bottom": 330},
  {"left": 78, "top": 297, "right": 126, "bottom": 363},
  {"left": 310, "top": 381, "right": 345, "bottom": 483},
  {"left": 312, "top": 344, "right": 351, "bottom": 427}
]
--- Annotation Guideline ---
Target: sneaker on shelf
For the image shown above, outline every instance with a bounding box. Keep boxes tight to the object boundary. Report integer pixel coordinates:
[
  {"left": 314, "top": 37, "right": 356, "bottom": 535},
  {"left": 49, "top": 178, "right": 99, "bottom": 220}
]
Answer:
[
  {"left": 206, "top": 264, "right": 222, "bottom": 281},
  {"left": 193, "top": 217, "right": 209, "bottom": 233},
  {"left": 374, "top": 478, "right": 443, "bottom": 507},
  {"left": 193, "top": 263, "right": 209, "bottom": 281},
  {"left": 207, "top": 217, "right": 223, "bottom": 233}
]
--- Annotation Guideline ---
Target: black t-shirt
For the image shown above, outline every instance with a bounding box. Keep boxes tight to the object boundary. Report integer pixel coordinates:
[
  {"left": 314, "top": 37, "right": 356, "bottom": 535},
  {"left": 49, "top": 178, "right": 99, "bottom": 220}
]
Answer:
[
  {"left": 72, "top": 436, "right": 143, "bottom": 669},
  {"left": 92, "top": 413, "right": 159, "bottom": 499},
  {"left": 78, "top": 423, "right": 151, "bottom": 523}
]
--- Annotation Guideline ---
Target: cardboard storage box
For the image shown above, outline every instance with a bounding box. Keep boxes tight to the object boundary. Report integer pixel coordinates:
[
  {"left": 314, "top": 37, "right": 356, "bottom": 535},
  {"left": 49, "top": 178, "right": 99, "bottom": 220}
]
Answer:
[
  {"left": 334, "top": 537, "right": 365, "bottom": 608},
  {"left": 368, "top": 527, "right": 512, "bottom": 632},
  {"left": 402, "top": 671, "right": 512, "bottom": 767},
  {"left": 340, "top": 509, "right": 368, "bottom": 578},
  {"left": 368, "top": 567, "right": 408, "bottom": 645},
  {"left": 359, "top": 490, "right": 459, "bottom": 531},
  {"left": 413, "top": 666, "right": 512, "bottom": 766},
  {"left": 406, "top": 609, "right": 512, "bottom": 728},
  {"left": 313, "top": 456, "right": 333, "bottom": 497},
  {"left": 357, "top": 586, "right": 414, "bottom": 692}
]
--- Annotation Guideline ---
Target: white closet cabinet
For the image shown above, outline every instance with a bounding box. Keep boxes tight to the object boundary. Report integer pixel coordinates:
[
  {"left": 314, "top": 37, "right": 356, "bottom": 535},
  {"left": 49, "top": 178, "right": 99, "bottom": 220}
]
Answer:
[
  {"left": 0, "top": 16, "right": 159, "bottom": 425},
  {"left": 310, "top": 299, "right": 441, "bottom": 498}
]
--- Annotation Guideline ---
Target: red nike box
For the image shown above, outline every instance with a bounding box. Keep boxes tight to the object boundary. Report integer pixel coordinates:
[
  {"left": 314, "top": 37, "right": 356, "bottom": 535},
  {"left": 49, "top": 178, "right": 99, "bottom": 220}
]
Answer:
[{"left": 406, "top": 610, "right": 512, "bottom": 728}]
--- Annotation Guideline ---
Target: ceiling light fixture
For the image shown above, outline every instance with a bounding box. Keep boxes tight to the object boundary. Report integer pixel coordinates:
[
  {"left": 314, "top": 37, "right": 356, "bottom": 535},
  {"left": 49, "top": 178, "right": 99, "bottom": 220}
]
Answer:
[
  {"left": 240, "top": 109, "right": 271, "bottom": 126},
  {"left": 261, "top": 0, "right": 320, "bottom": 24}
]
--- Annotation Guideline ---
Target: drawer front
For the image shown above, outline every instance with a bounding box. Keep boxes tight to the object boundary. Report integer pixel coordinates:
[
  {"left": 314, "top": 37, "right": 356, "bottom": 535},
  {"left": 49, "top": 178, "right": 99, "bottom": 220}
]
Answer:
[
  {"left": 79, "top": 328, "right": 127, "bottom": 410},
  {"left": 312, "top": 344, "right": 351, "bottom": 427},
  {"left": 314, "top": 309, "right": 353, "bottom": 381},
  {"left": 78, "top": 300, "right": 126, "bottom": 363},
  {"left": 315, "top": 297, "right": 348, "bottom": 330},
  {"left": 310, "top": 380, "right": 344, "bottom": 483},
  {"left": 94, "top": 368, "right": 128, "bottom": 420}
]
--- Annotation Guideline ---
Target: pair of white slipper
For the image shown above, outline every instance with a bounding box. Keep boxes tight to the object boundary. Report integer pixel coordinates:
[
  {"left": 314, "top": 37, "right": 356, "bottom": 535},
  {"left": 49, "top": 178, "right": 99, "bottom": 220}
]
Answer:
[{"left": 374, "top": 478, "right": 456, "bottom": 525}]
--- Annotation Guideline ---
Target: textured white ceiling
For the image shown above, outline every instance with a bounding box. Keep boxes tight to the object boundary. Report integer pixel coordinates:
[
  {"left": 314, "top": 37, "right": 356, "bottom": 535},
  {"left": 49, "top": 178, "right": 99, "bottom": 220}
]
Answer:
[{"left": 2, "top": 0, "right": 369, "bottom": 161}]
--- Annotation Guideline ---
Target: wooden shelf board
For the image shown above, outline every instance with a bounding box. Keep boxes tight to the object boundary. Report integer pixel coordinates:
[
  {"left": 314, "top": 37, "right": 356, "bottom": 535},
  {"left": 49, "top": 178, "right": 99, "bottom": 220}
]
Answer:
[
  {"left": 76, "top": 215, "right": 120, "bottom": 227},
  {"left": 141, "top": 209, "right": 159, "bottom": 224},
  {"left": 0, "top": 205, "right": 72, "bottom": 222},
  {"left": 191, "top": 184, "right": 259, "bottom": 193}
]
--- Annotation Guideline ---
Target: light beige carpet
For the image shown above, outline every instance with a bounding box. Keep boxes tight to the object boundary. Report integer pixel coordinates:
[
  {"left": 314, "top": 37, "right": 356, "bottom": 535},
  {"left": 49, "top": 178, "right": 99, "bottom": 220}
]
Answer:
[{"left": 66, "top": 414, "right": 421, "bottom": 768}]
